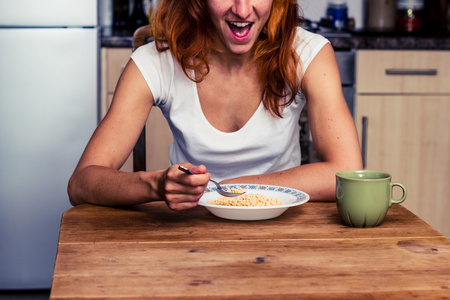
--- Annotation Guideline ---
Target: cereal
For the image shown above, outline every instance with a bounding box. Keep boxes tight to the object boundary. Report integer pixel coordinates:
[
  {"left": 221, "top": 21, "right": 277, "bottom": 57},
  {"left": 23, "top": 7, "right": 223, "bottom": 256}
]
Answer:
[
  {"left": 229, "top": 187, "right": 246, "bottom": 193},
  {"left": 208, "top": 191, "right": 284, "bottom": 207}
]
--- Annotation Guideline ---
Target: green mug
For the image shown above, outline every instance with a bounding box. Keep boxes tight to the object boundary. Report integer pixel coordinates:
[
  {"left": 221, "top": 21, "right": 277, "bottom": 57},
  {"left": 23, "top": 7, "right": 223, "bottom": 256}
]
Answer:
[{"left": 336, "top": 170, "right": 407, "bottom": 228}]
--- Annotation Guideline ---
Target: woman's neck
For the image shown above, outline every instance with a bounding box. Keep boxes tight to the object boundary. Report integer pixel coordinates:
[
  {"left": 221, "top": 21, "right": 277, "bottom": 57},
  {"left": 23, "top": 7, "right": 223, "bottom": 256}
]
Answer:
[{"left": 208, "top": 48, "right": 254, "bottom": 73}]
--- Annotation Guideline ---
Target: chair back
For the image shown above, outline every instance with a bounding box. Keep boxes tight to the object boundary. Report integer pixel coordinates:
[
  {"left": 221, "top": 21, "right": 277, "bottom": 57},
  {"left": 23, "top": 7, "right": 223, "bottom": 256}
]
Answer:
[{"left": 132, "top": 25, "right": 153, "bottom": 51}]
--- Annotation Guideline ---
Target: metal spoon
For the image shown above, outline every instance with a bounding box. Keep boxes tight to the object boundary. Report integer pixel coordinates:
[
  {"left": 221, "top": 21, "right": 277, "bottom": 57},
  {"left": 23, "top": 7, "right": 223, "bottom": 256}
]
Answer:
[{"left": 178, "top": 165, "right": 246, "bottom": 197}]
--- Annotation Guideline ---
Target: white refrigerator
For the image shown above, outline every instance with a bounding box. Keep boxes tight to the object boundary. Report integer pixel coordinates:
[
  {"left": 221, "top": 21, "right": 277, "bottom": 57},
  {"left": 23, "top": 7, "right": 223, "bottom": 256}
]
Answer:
[{"left": 0, "top": 0, "right": 99, "bottom": 290}]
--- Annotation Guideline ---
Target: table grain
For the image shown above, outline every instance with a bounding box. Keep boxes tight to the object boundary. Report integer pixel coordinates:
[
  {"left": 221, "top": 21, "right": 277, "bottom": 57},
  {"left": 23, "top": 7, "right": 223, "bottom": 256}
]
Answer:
[{"left": 50, "top": 202, "right": 450, "bottom": 299}]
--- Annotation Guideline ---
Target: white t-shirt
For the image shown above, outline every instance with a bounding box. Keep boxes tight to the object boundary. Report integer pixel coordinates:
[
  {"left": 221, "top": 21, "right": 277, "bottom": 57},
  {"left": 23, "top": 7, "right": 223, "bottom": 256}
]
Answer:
[{"left": 131, "top": 27, "right": 329, "bottom": 181}]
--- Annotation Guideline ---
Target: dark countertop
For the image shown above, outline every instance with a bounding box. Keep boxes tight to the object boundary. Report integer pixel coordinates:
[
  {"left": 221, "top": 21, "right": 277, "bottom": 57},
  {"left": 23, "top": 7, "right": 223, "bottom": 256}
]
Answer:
[
  {"left": 327, "top": 33, "right": 450, "bottom": 50},
  {"left": 101, "top": 27, "right": 450, "bottom": 50},
  {"left": 102, "top": 35, "right": 134, "bottom": 48}
]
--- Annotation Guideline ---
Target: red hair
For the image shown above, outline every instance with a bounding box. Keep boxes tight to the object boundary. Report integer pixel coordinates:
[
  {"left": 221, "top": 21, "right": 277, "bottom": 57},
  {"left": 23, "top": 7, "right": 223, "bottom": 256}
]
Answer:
[{"left": 152, "top": 0, "right": 301, "bottom": 117}]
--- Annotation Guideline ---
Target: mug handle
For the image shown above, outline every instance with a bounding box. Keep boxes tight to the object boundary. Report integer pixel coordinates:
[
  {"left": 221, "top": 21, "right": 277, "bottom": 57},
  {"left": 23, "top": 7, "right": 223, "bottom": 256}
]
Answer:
[{"left": 389, "top": 182, "right": 407, "bottom": 206}]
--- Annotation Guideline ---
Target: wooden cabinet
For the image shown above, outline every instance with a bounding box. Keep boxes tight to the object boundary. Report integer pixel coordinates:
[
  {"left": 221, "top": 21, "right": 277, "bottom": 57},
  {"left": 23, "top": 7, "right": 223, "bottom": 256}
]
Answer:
[
  {"left": 101, "top": 47, "right": 173, "bottom": 172},
  {"left": 356, "top": 50, "right": 450, "bottom": 237},
  {"left": 101, "top": 48, "right": 131, "bottom": 119}
]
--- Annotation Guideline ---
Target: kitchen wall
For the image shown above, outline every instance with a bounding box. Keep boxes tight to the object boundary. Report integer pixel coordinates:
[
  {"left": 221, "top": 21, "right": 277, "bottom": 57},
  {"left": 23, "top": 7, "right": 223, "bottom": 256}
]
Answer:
[
  {"left": 100, "top": 0, "right": 113, "bottom": 27},
  {"left": 298, "top": 0, "right": 366, "bottom": 30}
]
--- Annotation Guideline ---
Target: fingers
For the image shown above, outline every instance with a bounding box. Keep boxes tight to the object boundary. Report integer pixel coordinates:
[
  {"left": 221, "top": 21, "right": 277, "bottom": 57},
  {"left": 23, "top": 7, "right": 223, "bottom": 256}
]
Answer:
[
  {"left": 190, "top": 164, "right": 207, "bottom": 175},
  {"left": 162, "top": 164, "right": 210, "bottom": 211},
  {"left": 166, "top": 201, "right": 199, "bottom": 211}
]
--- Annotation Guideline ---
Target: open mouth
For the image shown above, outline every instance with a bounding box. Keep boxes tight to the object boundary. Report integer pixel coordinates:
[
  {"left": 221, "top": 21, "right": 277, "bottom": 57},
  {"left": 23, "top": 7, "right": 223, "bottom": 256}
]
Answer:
[{"left": 227, "top": 21, "right": 254, "bottom": 38}]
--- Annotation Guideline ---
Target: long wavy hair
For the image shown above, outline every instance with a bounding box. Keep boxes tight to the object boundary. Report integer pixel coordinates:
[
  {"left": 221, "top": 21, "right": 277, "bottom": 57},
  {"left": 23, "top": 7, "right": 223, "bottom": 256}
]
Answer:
[{"left": 152, "top": 0, "right": 301, "bottom": 117}]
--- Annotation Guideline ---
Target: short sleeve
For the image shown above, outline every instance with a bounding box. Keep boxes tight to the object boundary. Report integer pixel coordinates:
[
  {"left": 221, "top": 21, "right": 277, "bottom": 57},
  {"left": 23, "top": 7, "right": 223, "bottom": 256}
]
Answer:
[
  {"left": 295, "top": 27, "right": 330, "bottom": 75},
  {"left": 130, "top": 42, "right": 174, "bottom": 106}
]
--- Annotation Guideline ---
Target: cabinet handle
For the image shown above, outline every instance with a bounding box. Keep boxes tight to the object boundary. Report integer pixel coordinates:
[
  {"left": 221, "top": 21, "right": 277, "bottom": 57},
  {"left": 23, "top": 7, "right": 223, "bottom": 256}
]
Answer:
[
  {"left": 385, "top": 69, "right": 438, "bottom": 76},
  {"left": 361, "top": 116, "right": 368, "bottom": 169}
]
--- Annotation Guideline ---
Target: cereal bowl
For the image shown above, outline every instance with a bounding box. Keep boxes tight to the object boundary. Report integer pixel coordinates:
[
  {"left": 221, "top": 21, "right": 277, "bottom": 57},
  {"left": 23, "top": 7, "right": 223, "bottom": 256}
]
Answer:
[{"left": 198, "top": 184, "right": 310, "bottom": 221}]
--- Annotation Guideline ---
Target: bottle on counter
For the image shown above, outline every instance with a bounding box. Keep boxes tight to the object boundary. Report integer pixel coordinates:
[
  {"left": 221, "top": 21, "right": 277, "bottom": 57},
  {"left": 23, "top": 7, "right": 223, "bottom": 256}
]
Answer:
[
  {"left": 127, "top": 0, "right": 149, "bottom": 32},
  {"left": 366, "top": 0, "right": 396, "bottom": 32},
  {"left": 396, "top": 0, "right": 425, "bottom": 32},
  {"left": 326, "top": 0, "right": 348, "bottom": 30}
]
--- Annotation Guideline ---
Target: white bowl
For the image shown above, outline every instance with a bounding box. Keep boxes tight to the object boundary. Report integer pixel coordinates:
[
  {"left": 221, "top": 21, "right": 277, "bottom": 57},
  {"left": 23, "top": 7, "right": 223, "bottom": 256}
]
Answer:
[{"left": 198, "top": 184, "right": 310, "bottom": 221}]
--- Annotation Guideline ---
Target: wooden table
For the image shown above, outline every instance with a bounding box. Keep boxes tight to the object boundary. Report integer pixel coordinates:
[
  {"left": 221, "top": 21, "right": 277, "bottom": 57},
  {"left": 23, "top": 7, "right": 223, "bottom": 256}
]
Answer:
[{"left": 50, "top": 202, "right": 450, "bottom": 299}]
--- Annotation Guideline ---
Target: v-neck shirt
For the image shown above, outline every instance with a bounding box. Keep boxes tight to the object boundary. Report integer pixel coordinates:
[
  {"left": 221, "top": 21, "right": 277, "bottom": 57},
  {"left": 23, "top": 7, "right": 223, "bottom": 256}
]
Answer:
[{"left": 131, "top": 27, "right": 329, "bottom": 181}]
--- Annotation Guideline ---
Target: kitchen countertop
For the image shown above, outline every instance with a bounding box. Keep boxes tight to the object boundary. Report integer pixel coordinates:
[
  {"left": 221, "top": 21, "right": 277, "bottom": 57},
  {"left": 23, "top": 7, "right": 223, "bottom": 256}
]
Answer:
[
  {"left": 102, "top": 27, "right": 450, "bottom": 50},
  {"left": 327, "top": 32, "right": 450, "bottom": 50}
]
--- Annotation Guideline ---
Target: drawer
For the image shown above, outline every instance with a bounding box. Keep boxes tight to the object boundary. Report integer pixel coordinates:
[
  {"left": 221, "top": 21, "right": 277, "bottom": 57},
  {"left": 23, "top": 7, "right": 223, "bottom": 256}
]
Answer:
[{"left": 356, "top": 50, "right": 450, "bottom": 94}]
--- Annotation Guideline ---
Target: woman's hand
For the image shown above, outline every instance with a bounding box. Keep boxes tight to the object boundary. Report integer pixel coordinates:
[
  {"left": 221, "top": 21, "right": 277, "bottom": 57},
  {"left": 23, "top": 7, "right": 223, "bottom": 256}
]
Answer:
[{"left": 156, "top": 164, "right": 210, "bottom": 211}]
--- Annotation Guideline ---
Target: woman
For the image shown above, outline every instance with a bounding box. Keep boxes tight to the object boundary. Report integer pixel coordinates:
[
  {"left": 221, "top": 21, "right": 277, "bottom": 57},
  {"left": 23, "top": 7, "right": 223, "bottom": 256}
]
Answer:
[{"left": 68, "top": 0, "right": 362, "bottom": 210}]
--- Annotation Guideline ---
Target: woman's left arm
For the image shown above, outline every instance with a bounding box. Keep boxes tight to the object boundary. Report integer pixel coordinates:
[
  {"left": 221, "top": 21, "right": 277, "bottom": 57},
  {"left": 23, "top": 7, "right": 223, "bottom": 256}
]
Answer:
[{"left": 223, "top": 44, "right": 362, "bottom": 201}]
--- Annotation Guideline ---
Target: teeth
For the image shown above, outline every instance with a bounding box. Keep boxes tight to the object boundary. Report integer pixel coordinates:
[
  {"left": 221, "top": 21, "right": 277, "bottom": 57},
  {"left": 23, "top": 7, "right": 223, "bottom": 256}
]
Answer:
[{"left": 230, "top": 22, "right": 250, "bottom": 27}]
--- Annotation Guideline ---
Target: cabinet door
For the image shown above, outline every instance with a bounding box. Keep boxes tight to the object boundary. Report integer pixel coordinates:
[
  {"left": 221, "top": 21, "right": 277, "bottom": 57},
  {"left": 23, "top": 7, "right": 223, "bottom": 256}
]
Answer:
[
  {"left": 356, "top": 95, "right": 450, "bottom": 237},
  {"left": 101, "top": 48, "right": 132, "bottom": 119}
]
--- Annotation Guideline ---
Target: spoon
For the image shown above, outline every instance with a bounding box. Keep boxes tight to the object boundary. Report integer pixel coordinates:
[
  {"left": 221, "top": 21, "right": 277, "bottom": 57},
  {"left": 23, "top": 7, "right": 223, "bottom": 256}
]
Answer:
[{"left": 178, "top": 165, "right": 246, "bottom": 197}]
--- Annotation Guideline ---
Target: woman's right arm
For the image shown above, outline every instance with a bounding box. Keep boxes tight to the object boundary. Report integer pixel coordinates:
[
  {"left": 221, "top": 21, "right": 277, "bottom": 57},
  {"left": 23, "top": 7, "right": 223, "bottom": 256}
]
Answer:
[{"left": 67, "top": 59, "right": 210, "bottom": 210}]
